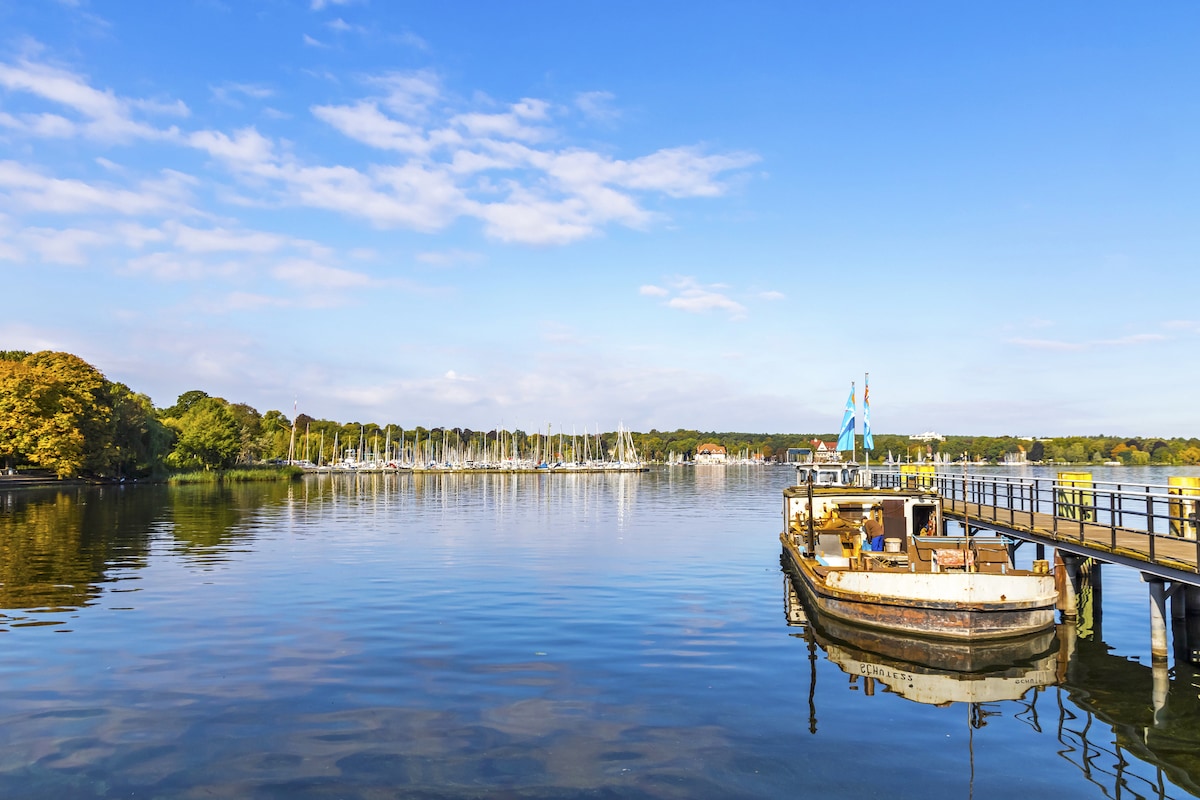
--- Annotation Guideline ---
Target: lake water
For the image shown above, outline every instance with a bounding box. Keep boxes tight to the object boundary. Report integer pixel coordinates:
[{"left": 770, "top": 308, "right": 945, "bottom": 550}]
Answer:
[{"left": 2, "top": 466, "right": 1199, "bottom": 799}]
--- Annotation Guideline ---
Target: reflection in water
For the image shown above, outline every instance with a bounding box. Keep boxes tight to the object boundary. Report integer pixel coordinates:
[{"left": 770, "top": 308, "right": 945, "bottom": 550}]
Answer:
[
  {"left": 0, "top": 488, "right": 158, "bottom": 625},
  {"left": 784, "top": 568, "right": 1200, "bottom": 799},
  {"left": 0, "top": 482, "right": 301, "bottom": 629},
  {"left": 1058, "top": 634, "right": 1200, "bottom": 798},
  {"left": 5, "top": 470, "right": 1200, "bottom": 799},
  {"left": 783, "top": 572, "right": 1060, "bottom": 708}
]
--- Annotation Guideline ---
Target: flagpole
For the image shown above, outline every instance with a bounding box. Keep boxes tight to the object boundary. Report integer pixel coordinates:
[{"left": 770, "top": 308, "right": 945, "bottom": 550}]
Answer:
[{"left": 863, "top": 372, "right": 869, "bottom": 475}]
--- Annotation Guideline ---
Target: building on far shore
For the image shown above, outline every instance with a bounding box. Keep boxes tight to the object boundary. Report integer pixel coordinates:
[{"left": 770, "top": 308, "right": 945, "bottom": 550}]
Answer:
[
  {"left": 811, "top": 439, "right": 840, "bottom": 462},
  {"left": 695, "top": 443, "right": 728, "bottom": 465}
]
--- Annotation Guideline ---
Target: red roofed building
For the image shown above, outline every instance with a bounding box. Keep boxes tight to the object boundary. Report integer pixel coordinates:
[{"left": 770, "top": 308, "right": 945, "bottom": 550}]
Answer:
[
  {"left": 811, "top": 439, "right": 840, "bottom": 462},
  {"left": 695, "top": 443, "right": 728, "bottom": 464}
]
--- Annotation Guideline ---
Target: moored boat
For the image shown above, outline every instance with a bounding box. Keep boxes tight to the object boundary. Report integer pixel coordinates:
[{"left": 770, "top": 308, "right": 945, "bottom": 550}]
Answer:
[{"left": 780, "top": 462, "right": 1057, "bottom": 641}]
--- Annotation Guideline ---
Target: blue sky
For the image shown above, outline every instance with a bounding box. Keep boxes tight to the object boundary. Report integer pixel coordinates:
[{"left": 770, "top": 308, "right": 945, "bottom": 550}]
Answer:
[{"left": 1, "top": 1, "right": 1197, "bottom": 437}]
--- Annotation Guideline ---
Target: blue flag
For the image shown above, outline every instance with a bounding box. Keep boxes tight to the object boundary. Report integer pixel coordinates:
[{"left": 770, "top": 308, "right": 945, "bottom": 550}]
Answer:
[
  {"left": 863, "top": 374, "right": 874, "bottom": 452},
  {"left": 836, "top": 382, "right": 855, "bottom": 452}
]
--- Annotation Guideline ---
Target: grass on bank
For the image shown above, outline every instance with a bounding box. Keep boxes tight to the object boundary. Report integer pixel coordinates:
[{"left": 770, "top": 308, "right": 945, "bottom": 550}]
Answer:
[{"left": 167, "top": 465, "right": 304, "bottom": 485}]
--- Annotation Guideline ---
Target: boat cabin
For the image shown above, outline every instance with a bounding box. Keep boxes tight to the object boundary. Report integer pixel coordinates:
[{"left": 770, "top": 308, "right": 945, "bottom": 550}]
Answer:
[
  {"left": 783, "top": 485, "right": 941, "bottom": 562},
  {"left": 794, "top": 463, "right": 862, "bottom": 488}
]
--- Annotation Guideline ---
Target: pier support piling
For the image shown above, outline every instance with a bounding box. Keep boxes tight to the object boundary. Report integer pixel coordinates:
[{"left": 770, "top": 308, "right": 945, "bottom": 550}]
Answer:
[
  {"left": 1055, "top": 552, "right": 1081, "bottom": 620},
  {"left": 1171, "top": 583, "right": 1187, "bottom": 621},
  {"left": 1145, "top": 576, "right": 1169, "bottom": 664}
]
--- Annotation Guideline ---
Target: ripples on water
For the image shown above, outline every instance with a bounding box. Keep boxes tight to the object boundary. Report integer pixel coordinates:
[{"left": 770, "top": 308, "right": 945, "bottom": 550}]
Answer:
[{"left": 1, "top": 467, "right": 1199, "bottom": 799}]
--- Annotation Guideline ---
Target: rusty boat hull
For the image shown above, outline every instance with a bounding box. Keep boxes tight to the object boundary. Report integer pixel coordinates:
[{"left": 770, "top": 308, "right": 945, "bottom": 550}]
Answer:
[
  {"left": 781, "top": 535, "right": 1057, "bottom": 640},
  {"left": 780, "top": 480, "right": 1058, "bottom": 641}
]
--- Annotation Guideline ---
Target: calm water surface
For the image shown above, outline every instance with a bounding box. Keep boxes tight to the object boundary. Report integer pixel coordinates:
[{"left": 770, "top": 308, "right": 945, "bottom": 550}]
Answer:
[{"left": 2, "top": 466, "right": 1199, "bottom": 799}]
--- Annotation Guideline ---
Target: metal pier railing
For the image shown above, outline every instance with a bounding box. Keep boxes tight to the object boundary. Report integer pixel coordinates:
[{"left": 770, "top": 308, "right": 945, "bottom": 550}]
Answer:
[{"left": 870, "top": 469, "right": 1200, "bottom": 578}]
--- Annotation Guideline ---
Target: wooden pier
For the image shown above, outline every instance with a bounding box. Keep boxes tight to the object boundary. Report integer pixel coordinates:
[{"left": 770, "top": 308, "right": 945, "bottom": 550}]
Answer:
[{"left": 873, "top": 469, "right": 1200, "bottom": 664}]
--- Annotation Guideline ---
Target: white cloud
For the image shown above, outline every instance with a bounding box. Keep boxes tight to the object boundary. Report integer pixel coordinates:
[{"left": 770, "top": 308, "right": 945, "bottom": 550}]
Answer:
[
  {"left": 474, "top": 190, "right": 596, "bottom": 245},
  {"left": 311, "top": 101, "right": 434, "bottom": 154},
  {"left": 575, "top": 91, "right": 619, "bottom": 123},
  {"left": 0, "top": 161, "right": 194, "bottom": 216},
  {"left": 451, "top": 98, "right": 552, "bottom": 143},
  {"left": 0, "top": 57, "right": 184, "bottom": 142},
  {"left": 170, "top": 223, "right": 293, "bottom": 254},
  {"left": 415, "top": 249, "right": 483, "bottom": 267},
  {"left": 393, "top": 31, "right": 430, "bottom": 52},
  {"left": 302, "top": 34, "right": 329, "bottom": 48},
  {"left": 1009, "top": 333, "right": 1165, "bottom": 352},
  {"left": 210, "top": 82, "right": 274, "bottom": 106},
  {"left": 644, "top": 277, "right": 747, "bottom": 319},
  {"left": 18, "top": 226, "right": 112, "bottom": 264},
  {"left": 123, "top": 252, "right": 241, "bottom": 281},
  {"left": 760, "top": 290, "right": 785, "bottom": 300},
  {"left": 271, "top": 259, "right": 372, "bottom": 289},
  {"left": 4, "top": 58, "right": 754, "bottom": 249},
  {"left": 368, "top": 70, "right": 441, "bottom": 118},
  {"left": 618, "top": 146, "right": 759, "bottom": 198},
  {"left": 224, "top": 292, "right": 293, "bottom": 310},
  {"left": 188, "top": 126, "right": 276, "bottom": 165}
]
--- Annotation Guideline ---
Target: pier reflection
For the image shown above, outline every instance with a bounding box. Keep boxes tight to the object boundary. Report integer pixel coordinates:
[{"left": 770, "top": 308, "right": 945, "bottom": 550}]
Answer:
[{"left": 784, "top": 571, "right": 1200, "bottom": 799}]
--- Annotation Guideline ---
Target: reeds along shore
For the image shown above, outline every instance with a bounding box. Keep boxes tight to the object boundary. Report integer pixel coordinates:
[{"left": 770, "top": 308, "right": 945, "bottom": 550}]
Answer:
[{"left": 166, "top": 466, "right": 304, "bottom": 484}]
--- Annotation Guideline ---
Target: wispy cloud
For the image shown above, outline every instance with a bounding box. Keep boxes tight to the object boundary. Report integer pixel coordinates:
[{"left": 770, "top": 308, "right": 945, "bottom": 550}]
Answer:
[
  {"left": 1, "top": 52, "right": 756, "bottom": 247},
  {"left": 0, "top": 57, "right": 185, "bottom": 141},
  {"left": 575, "top": 91, "right": 619, "bottom": 123},
  {"left": 1009, "top": 332, "right": 1167, "bottom": 352},
  {"left": 1164, "top": 320, "right": 1200, "bottom": 334},
  {"left": 271, "top": 259, "right": 372, "bottom": 289},
  {"left": 642, "top": 277, "right": 748, "bottom": 319},
  {"left": 210, "top": 82, "right": 273, "bottom": 106},
  {"left": 415, "top": 249, "right": 483, "bottom": 267},
  {"left": 0, "top": 160, "right": 195, "bottom": 215},
  {"left": 196, "top": 69, "right": 756, "bottom": 245}
]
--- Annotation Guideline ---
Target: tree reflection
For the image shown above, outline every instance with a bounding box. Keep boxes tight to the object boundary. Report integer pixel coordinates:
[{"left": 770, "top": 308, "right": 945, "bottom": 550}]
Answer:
[{"left": 0, "top": 488, "right": 156, "bottom": 613}]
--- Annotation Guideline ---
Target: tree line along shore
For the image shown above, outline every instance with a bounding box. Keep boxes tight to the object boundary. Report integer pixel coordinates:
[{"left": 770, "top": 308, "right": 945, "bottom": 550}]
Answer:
[{"left": 3, "top": 350, "right": 1198, "bottom": 482}]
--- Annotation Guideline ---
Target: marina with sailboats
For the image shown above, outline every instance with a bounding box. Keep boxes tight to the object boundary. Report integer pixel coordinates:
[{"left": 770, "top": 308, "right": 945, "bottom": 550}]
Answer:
[{"left": 287, "top": 422, "right": 648, "bottom": 473}]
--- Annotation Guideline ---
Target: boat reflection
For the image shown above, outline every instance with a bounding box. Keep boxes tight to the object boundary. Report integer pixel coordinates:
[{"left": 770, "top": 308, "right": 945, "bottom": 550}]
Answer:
[
  {"left": 784, "top": 573, "right": 1060, "bottom": 706},
  {"left": 785, "top": 569, "right": 1200, "bottom": 799}
]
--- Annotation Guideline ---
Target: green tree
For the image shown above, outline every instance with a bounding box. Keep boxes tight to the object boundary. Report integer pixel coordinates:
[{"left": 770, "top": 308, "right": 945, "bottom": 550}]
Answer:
[
  {"left": 108, "top": 382, "right": 171, "bottom": 478},
  {"left": 168, "top": 397, "right": 242, "bottom": 470},
  {"left": 0, "top": 351, "right": 115, "bottom": 478},
  {"left": 161, "top": 390, "right": 210, "bottom": 419}
]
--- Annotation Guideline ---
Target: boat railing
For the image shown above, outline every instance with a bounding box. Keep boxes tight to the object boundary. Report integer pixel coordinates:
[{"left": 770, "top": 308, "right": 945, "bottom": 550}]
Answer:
[{"left": 872, "top": 468, "right": 1200, "bottom": 572}]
